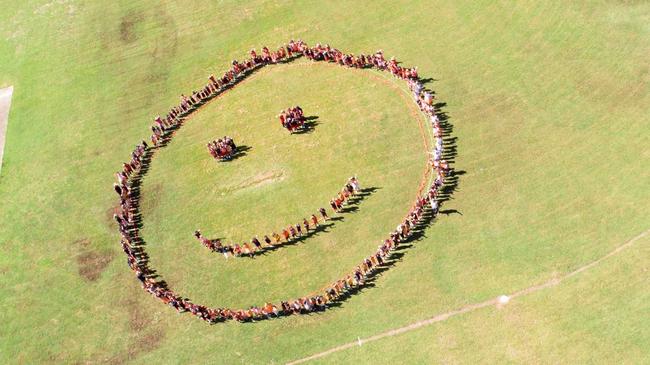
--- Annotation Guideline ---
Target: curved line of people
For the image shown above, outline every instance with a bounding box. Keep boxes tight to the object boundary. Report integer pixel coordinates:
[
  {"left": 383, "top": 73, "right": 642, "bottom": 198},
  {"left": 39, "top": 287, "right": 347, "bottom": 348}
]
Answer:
[
  {"left": 193, "top": 177, "right": 360, "bottom": 258},
  {"left": 112, "top": 40, "right": 450, "bottom": 323}
]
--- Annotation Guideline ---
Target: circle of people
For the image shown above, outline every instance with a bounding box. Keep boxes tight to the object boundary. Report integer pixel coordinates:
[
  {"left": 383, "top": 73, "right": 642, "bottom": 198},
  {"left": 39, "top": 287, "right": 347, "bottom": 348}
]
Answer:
[
  {"left": 112, "top": 40, "right": 451, "bottom": 323},
  {"left": 278, "top": 106, "right": 305, "bottom": 132},
  {"left": 207, "top": 136, "right": 237, "bottom": 161}
]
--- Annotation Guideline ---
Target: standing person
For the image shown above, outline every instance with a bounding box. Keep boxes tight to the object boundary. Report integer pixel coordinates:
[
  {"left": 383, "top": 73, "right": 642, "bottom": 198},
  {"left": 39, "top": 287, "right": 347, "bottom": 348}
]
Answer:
[
  {"left": 295, "top": 223, "right": 303, "bottom": 237},
  {"left": 303, "top": 218, "right": 310, "bottom": 232},
  {"left": 213, "top": 239, "right": 223, "bottom": 252},
  {"left": 252, "top": 236, "right": 262, "bottom": 250},
  {"left": 345, "top": 183, "right": 354, "bottom": 197},
  {"left": 233, "top": 243, "right": 242, "bottom": 256},
  {"left": 319, "top": 207, "right": 329, "bottom": 220},
  {"left": 349, "top": 176, "right": 360, "bottom": 192},
  {"left": 264, "top": 235, "right": 272, "bottom": 246},
  {"left": 334, "top": 197, "right": 343, "bottom": 211},
  {"left": 430, "top": 199, "right": 439, "bottom": 215},
  {"left": 338, "top": 191, "right": 346, "bottom": 204},
  {"left": 113, "top": 183, "right": 123, "bottom": 196},
  {"left": 311, "top": 214, "right": 319, "bottom": 227},
  {"left": 243, "top": 243, "right": 254, "bottom": 258}
]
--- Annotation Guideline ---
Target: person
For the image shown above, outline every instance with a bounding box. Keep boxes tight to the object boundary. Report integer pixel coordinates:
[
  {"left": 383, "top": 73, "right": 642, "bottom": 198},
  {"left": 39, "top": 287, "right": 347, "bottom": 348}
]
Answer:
[
  {"left": 207, "top": 143, "right": 218, "bottom": 159},
  {"left": 233, "top": 244, "right": 242, "bottom": 256},
  {"left": 193, "top": 230, "right": 211, "bottom": 247},
  {"left": 319, "top": 207, "right": 329, "bottom": 220},
  {"left": 334, "top": 197, "right": 343, "bottom": 211},
  {"left": 349, "top": 176, "right": 360, "bottom": 192},
  {"left": 252, "top": 236, "right": 262, "bottom": 250},
  {"left": 345, "top": 183, "right": 354, "bottom": 196},
  {"left": 113, "top": 183, "right": 122, "bottom": 196},
  {"left": 242, "top": 243, "right": 253, "bottom": 258}
]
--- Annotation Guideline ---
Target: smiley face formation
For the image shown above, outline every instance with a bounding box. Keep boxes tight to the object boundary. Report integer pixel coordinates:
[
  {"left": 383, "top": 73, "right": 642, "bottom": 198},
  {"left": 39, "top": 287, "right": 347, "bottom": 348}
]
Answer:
[{"left": 112, "top": 40, "right": 453, "bottom": 323}]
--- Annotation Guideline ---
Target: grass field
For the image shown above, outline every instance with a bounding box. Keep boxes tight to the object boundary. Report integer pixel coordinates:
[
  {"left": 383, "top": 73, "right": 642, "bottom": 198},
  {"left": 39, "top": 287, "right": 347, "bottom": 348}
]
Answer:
[{"left": 1, "top": 1, "right": 649, "bottom": 364}]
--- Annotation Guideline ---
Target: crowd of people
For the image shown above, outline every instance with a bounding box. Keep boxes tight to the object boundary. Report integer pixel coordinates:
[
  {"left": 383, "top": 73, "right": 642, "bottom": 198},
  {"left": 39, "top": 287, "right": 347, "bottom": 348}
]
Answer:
[
  {"left": 193, "top": 177, "right": 360, "bottom": 258},
  {"left": 278, "top": 106, "right": 305, "bottom": 132},
  {"left": 207, "top": 136, "right": 236, "bottom": 161},
  {"left": 112, "top": 40, "right": 452, "bottom": 323}
]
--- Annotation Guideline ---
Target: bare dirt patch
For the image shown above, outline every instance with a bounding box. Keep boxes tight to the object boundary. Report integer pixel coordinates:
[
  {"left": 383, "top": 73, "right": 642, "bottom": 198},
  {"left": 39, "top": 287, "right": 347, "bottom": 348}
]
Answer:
[
  {"left": 105, "top": 328, "right": 165, "bottom": 365},
  {"left": 228, "top": 170, "right": 285, "bottom": 193},
  {"left": 73, "top": 237, "right": 91, "bottom": 248},
  {"left": 105, "top": 202, "right": 121, "bottom": 229},
  {"left": 119, "top": 12, "right": 143, "bottom": 43},
  {"left": 125, "top": 297, "right": 150, "bottom": 332},
  {"left": 74, "top": 238, "right": 114, "bottom": 282},
  {"left": 140, "top": 182, "right": 162, "bottom": 214},
  {"left": 102, "top": 296, "right": 165, "bottom": 365},
  {"left": 134, "top": 329, "right": 165, "bottom": 354}
]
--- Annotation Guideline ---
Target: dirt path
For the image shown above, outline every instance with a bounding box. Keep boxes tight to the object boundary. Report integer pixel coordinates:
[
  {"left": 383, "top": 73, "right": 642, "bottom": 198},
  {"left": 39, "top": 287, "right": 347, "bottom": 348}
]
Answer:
[
  {"left": 287, "top": 228, "right": 650, "bottom": 365},
  {"left": 0, "top": 86, "right": 14, "bottom": 175}
]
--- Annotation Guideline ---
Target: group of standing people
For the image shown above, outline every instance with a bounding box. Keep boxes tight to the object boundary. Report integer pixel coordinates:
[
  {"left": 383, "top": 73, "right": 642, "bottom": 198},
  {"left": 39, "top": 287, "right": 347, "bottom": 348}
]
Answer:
[
  {"left": 113, "top": 141, "right": 147, "bottom": 218},
  {"left": 406, "top": 77, "right": 450, "bottom": 215},
  {"left": 207, "top": 136, "right": 236, "bottom": 161},
  {"left": 278, "top": 106, "right": 305, "bottom": 132},
  {"left": 193, "top": 177, "right": 360, "bottom": 258},
  {"left": 113, "top": 40, "right": 451, "bottom": 323},
  {"left": 330, "top": 176, "right": 360, "bottom": 212}
]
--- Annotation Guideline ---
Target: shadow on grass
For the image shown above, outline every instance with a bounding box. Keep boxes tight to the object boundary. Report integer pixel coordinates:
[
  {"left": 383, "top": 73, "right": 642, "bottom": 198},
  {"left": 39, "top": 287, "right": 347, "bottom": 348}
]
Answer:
[
  {"left": 229, "top": 145, "right": 252, "bottom": 161},
  {"left": 293, "top": 115, "right": 319, "bottom": 135}
]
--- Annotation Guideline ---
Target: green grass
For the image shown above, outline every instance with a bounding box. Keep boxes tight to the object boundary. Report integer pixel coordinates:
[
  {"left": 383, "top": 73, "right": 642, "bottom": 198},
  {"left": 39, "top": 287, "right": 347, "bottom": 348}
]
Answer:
[
  {"left": 0, "top": 0, "right": 648, "bottom": 364},
  {"left": 313, "top": 234, "right": 650, "bottom": 364}
]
